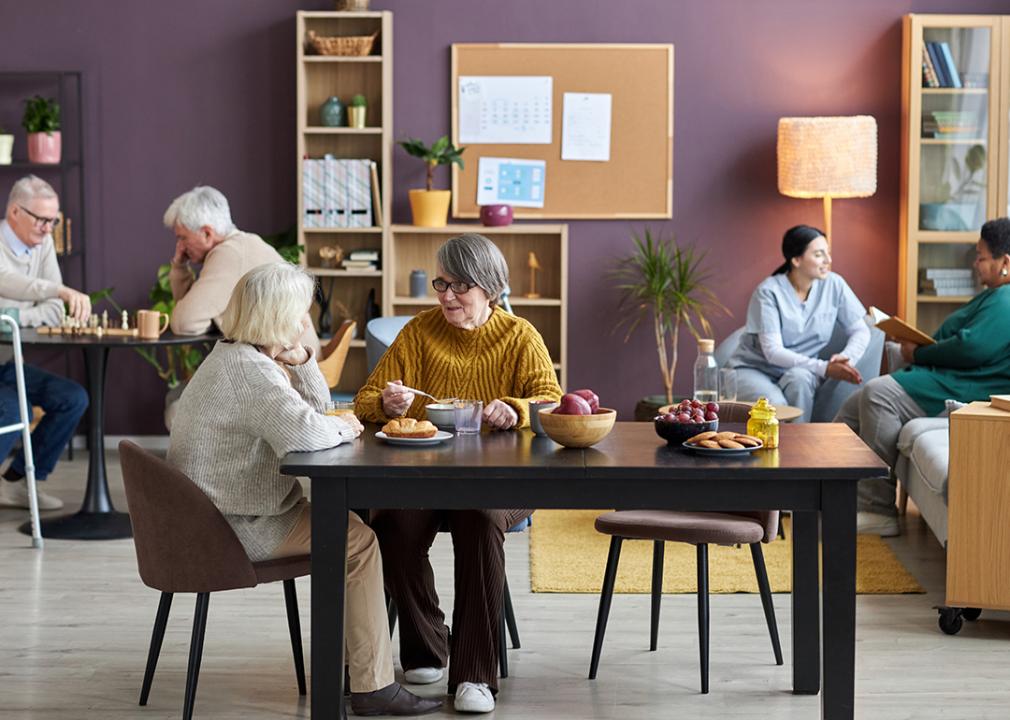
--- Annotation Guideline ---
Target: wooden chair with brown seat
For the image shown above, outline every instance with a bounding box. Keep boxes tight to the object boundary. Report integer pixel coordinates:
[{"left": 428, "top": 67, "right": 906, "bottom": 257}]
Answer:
[
  {"left": 317, "top": 319, "right": 357, "bottom": 391},
  {"left": 119, "top": 440, "right": 308, "bottom": 720},
  {"left": 587, "top": 401, "right": 783, "bottom": 694}
]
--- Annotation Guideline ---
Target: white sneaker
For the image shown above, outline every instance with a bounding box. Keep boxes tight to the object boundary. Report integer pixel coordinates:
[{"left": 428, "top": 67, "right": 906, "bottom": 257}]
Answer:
[
  {"left": 0, "top": 478, "right": 64, "bottom": 510},
  {"left": 454, "top": 682, "right": 495, "bottom": 713},
  {"left": 403, "top": 666, "right": 444, "bottom": 685},
  {"left": 857, "top": 511, "right": 899, "bottom": 537}
]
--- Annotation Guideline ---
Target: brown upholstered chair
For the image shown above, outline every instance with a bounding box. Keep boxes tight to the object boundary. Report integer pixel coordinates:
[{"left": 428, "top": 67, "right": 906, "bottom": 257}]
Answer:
[
  {"left": 587, "top": 402, "right": 783, "bottom": 694},
  {"left": 119, "top": 441, "right": 309, "bottom": 720},
  {"left": 317, "top": 319, "right": 357, "bottom": 389}
]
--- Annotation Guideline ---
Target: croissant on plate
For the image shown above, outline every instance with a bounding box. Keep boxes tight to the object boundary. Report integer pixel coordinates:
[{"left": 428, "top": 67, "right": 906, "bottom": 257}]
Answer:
[{"left": 382, "top": 417, "right": 437, "bottom": 439}]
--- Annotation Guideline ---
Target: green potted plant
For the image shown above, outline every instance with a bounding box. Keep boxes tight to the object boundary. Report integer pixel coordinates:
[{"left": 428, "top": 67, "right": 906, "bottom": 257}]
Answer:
[
  {"left": 348, "top": 94, "right": 367, "bottom": 129},
  {"left": 0, "top": 125, "right": 13, "bottom": 165},
  {"left": 920, "top": 144, "right": 986, "bottom": 231},
  {"left": 22, "top": 95, "right": 61, "bottom": 164},
  {"left": 398, "top": 135, "right": 466, "bottom": 227},
  {"left": 611, "top": 228, "right": 727, "bottom": 417}
]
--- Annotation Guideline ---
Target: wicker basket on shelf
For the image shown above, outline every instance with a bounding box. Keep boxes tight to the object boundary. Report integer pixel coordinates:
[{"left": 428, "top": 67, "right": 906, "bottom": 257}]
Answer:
[{"left": 305, "top": 30, "right": 378, "bottom": 57}]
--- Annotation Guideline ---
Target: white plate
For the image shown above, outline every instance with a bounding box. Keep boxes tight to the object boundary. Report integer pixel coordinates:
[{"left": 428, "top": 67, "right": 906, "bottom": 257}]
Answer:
[{"left": 375, "top": 430, "right": 453, "bottom": 446}]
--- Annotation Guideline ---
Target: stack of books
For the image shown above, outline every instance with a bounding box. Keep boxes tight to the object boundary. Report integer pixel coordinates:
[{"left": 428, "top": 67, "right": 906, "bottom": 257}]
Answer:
[
  {"left": 919, "top": 268, "right": 976, "bottom": 297},
  {"left": 303, "top": 157, "right": 382, "bottom": 229},
  {"left": 922, "top": 110, "right": 981, "bottom": 139},
  {"left": 342, "top": 249, "right": 380, "bottom": 272},
  {"left": 921, "top": 41, "right": 962, "bottom": 88}
]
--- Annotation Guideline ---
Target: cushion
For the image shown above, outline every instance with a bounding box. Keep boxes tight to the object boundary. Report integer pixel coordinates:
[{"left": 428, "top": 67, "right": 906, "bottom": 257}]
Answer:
[
  {"left": 907, "top": 428, "right": 949, "bottom": 498},
  {"left": 595, "top": 510, "right": 765, "bottom": 545},
  {"left": 897, "top": 417, "right": 948, "bottom": 456}
]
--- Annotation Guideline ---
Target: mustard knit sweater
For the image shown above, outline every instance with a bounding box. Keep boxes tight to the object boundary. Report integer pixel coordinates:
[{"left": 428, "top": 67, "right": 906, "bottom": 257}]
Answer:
[{"left": 355, "top": 307, "right": 562, "bottom": 428}]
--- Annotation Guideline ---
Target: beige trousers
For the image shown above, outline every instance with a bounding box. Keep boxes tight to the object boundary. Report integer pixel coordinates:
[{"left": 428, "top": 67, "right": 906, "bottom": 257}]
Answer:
[{"left": 272, "top": 503, "right": 395, "bottom": 693}]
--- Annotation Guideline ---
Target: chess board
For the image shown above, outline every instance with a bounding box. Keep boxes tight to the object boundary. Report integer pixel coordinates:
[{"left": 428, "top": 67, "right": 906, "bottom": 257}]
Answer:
[{"left": 37, "top": 326, "right": 140, "bottom": 338}]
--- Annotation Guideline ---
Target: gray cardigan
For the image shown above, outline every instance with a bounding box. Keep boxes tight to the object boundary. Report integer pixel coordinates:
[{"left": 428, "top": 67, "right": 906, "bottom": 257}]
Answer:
[{"left": 167, "top": 341, "right": 356, "bottom": 560}]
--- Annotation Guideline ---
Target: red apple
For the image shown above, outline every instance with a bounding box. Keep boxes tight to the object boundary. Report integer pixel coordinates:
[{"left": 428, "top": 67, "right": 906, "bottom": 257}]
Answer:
[
  {"left": 571, "top": 389, "right": 600, "bottom": 413},
  {"left": 555, "top": 393, "right": 592, "bottom": 415}
]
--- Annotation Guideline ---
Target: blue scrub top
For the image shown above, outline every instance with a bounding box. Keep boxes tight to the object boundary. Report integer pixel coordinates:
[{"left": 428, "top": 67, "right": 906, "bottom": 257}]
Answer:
[{"left": 728, "top": 272, "right": 865, "bottom": 379}]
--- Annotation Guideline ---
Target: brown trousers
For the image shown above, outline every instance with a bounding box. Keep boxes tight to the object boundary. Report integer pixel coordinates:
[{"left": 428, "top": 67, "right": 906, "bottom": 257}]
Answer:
[{"left": 370, "top": 508, "right": 532, "bottom": 693}]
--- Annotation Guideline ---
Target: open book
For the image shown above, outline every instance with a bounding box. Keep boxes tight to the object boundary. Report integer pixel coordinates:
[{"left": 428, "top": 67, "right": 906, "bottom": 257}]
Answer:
[{"left": 869, "top": 307, "right": 935, "bottom": 346}]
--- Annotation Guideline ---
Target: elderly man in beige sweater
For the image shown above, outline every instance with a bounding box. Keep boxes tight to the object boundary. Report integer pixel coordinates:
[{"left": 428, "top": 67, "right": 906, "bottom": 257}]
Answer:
[{"left": 164, "top": 185, "right": 320, "bottom": 353}]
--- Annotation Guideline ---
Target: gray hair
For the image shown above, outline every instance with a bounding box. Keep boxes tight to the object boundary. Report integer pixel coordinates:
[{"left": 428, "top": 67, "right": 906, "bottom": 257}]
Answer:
[
  {"left": 219, "top": 263, "right": 315, "bottom": 346},
  {"left": 7, "top": 175, "right": 58, "bottom": 211},
  {"left": 436, "top": 233, "right": 509, "bottom": 305},
  {"left": 162, "top": 185, "right": 236, "bottom": 235}
]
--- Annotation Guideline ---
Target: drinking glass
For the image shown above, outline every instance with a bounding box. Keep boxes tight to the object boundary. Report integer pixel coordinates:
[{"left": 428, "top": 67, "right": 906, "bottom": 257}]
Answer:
[
  {"left": 453, "top": 399, "right": 483, "bottom": 434},
  {"left": 529, "top": 400, "right": 559, "bottom": 436},
  {"left": 325, "top": 401, "right": 356, "bottom": 417},
  {"left": 719, "top": 368, "right": 738, "bottom": 402}
]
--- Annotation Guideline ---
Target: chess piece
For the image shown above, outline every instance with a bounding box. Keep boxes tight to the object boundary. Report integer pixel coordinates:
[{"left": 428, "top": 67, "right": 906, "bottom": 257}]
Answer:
[
  {"left": 96, "top": 326, "right": 104, "bottom": 338},
  {"left": 525, "top": 251, "right": 541, "bottom": 299},
  {"left": 101, "top": 310, "right": 109, "bottom": 330},
  {"left": 90, "top": 315, "right": 99, "bottom": 330},
  {"left": 121, "top": 310, "right": 129, "bottom": 330}
]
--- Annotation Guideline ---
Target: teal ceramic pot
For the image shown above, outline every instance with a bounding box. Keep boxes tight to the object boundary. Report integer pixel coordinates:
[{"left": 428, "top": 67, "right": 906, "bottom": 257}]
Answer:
[{"left": 320, "top": 96, "right": 345, "bottom": 127}]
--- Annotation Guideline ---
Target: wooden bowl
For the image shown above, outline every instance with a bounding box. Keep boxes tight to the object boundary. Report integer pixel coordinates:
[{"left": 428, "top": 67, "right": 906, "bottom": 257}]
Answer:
[{"left": 538, "top": 408, "right": 616, "bottom": 448}]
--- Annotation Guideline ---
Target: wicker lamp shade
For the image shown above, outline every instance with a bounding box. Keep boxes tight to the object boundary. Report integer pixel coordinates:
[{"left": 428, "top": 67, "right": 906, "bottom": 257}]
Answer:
[{"left": 776, "top": 115, "right": 877, "bottom": 245}]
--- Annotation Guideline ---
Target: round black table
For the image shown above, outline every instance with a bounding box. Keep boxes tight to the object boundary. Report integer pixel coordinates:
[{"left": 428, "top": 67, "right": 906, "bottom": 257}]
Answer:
[{"left": 2, "top": 329, "right": 218, "bottom": 540}]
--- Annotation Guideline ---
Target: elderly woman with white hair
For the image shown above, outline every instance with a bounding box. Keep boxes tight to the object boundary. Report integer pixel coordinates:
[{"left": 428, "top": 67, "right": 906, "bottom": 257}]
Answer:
[
  {"left": 355, "top": 233, "right": 563, "bottom": 714},
  {"left": 168, "top": 263, "right": 441, "bottom": 717},
  {"left": 163, "top": 185, "right": 318, "bottom": 352}
]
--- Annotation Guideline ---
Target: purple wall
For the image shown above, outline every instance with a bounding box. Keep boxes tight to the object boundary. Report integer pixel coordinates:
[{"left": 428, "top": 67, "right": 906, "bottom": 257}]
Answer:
[{"left": 0, "top": 0, "right": 1006, "bottom": 431}]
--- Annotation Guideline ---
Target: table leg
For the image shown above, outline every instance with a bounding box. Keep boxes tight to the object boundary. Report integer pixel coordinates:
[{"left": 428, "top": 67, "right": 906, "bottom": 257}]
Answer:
[
  {"left": 311, "top": 477, "right": 348, "bottom": 718},
  {"left": 791, "top": 510, "right": 820, "bottom": 694},
  {"left": 820, "top": 481, "right": 857, "bottom": 720},
  {"left": 18, "top": 345, "right": 132, "bottom": 540}
]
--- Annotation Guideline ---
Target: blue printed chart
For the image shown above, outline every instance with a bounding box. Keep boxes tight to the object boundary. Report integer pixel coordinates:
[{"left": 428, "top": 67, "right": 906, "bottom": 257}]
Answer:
[{"left": 476, "top": 157, "right": 546, "bottom": 208}]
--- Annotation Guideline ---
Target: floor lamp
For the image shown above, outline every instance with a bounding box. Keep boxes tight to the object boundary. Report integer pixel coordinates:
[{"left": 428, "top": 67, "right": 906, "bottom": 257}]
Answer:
[{"left": 777, "top": 116, "right": 877, "bottom": 248}]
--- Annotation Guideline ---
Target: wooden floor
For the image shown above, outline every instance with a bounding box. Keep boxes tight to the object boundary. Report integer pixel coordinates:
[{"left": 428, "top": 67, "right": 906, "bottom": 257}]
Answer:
[{"left": 3, "top": 450, "right": 1010, "bottom": 719}]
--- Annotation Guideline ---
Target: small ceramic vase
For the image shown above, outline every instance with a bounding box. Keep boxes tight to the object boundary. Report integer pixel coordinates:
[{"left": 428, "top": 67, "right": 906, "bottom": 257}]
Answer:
[
  {"left": 320, "top": 96, "right": 345, "bottom": 127},
  {"left": 410, "top": 269, "right": 428, "bottom": 298},
  {"left": 480, "top": 204, "right": 513, "bottom": 227}
]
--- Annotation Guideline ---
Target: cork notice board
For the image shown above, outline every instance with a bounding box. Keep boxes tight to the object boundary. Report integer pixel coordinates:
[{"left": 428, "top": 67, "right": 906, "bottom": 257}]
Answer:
[{"left": 451, "top": 43, "right": 673, "bottom": 220}]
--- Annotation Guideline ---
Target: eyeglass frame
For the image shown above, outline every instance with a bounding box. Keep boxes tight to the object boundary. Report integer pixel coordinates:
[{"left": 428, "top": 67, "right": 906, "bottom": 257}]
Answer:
[
  {"left": 431, "top": 277, "right": 476, "bottom": 295},
  {"left": 18, "top": 205, "right": 61, "bottom": 229}
]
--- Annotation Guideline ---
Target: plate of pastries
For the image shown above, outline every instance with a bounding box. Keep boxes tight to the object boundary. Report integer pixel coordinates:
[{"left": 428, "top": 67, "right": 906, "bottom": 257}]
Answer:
[
  {"left": 376, "top": 418, "right": 453, "bottom": 446},
  {"left": 681, "top": 430, "right": 763, "bottom": 456}
]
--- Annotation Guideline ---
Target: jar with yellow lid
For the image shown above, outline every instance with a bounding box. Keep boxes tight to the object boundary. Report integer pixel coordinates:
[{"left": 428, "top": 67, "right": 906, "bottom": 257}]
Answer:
[{"left": 746, "top": 397, "right": 779, "bottom": 449}]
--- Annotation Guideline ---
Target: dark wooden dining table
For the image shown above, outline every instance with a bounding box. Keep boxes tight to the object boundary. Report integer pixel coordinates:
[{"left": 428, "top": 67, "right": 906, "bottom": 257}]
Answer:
[
  {"left": 2, "top": 328, "right": 217, "bottom": 540},
  {"left": 280, "top": 421, "right": 887, "bottom": 720}
]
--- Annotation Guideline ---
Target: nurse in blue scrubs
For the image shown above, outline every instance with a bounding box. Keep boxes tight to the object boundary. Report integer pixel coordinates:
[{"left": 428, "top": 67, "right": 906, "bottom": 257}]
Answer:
[{"left": 727, "top": 225, "right": 869, "bottom": 422}]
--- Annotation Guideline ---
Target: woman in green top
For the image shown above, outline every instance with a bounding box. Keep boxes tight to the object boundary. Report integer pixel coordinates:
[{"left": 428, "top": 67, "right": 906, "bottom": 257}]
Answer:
[{"left": 835, "top": 217, "right": 1010, "bottom": 537}]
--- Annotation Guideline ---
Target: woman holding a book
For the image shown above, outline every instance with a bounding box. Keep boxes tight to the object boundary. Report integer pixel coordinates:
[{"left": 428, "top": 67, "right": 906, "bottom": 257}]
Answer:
[
  {"left": 727, "top": 224, "right": 869, "bottom": 423},
  {"left": 836, "top": 217, "right": 1010, "bottom": 537}
]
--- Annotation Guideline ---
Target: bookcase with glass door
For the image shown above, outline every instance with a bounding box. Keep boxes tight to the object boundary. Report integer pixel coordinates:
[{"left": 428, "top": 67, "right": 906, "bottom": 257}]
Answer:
[{"left": 900, "top": 14, "right": 1008, "bottom": 335}]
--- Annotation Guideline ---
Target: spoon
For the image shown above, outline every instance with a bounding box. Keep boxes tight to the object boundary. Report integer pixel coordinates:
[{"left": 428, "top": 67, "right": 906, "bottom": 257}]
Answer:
[{"left": 386, "top": 381, "right": 456, "bottom": 405}]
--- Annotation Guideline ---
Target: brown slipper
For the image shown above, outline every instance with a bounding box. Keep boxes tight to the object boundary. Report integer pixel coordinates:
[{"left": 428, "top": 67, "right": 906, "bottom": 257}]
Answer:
[{"left": 350, "top": 682, "right": 443, "bottom": 716}]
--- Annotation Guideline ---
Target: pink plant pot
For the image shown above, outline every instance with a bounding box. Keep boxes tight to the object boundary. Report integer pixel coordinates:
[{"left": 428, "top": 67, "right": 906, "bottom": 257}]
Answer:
[
  {"left": 480, "top": 204, "right": 513, "bottom": 227},
  {"left": 27, "top": 132, "right": 61, "bottom": 164}
]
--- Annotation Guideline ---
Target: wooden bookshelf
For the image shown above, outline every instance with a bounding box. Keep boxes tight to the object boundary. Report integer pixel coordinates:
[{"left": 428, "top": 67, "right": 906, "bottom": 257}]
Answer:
[
  {"left": 387, "top": 224, "right": 569, "bottom": 389},
  {"left": 296, "top": 11, "right": 392, "bottom": 394},
  {"left": 899, "top": 14, "right": 1007, "bottom": 335}
]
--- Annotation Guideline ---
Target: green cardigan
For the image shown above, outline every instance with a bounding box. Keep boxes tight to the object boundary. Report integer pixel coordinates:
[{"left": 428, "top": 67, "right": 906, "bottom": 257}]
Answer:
[{"left": 894, "top": 284, "right": 1010, "bottom": 416}]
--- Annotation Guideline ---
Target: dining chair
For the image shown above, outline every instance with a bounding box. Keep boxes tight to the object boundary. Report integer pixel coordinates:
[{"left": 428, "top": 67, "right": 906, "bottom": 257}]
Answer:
[
  {"left": 587, "top": 402, "right": 783, "bottom": 694},
  {"left": 119, "top": 441, "right": 308, "bottom": 720},
  {"left": 317, "top": 318, "right": 357, "bottom": 390}
]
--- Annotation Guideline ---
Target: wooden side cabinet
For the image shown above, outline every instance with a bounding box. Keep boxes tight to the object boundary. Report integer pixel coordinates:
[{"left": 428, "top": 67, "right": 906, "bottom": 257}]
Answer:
[{"left": 946, "top": 402, "right": 1010, "bottom": 611}]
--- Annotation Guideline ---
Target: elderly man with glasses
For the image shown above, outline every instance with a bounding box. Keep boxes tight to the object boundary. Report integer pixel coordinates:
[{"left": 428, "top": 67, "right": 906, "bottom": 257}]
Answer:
[{"left": 0, "top": 175, "right": 90, "bottom": 511}]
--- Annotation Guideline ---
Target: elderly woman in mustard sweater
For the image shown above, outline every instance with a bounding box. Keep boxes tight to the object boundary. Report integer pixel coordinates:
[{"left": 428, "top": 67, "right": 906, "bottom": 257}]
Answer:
[{"left": 355, "top": 233, "right": 562, "bottom": 714}]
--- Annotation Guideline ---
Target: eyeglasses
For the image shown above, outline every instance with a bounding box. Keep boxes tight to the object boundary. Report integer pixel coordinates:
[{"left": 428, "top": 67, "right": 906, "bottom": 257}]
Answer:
[
  {"left": 431, "top": 278, "right": 475, "bottom": 295},
  {"left": 18, "top": 205, "right": 60, "bottom": 229}
]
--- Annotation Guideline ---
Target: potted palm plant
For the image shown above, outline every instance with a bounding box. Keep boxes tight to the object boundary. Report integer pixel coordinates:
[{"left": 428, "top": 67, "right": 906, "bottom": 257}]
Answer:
[
  {"left": 398, "top": 135, "right": 465, "bottom": 227},
  {"left": 611, "top": 228, "right": 727, "bottom": 418},
  {"left": 22, "top": 95, "right": 61, "bottom": 164}
]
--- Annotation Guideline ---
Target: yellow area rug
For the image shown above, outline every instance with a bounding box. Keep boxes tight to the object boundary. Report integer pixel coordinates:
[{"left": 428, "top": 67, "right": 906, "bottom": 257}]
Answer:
[{"left": 529, "top": 510, "right": 924, "bottom": 594}]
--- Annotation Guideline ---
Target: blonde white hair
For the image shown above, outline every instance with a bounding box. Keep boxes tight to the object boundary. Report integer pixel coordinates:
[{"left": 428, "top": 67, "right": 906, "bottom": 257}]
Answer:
[
  {"left": 219, "top": 263, "right": 315, "bottom": 346},
  {"left": 7, "top": 174, "right": 58, "bottom": 211},
  {"left": 162, "top": 185, "right": 236, "bottom": 235}
]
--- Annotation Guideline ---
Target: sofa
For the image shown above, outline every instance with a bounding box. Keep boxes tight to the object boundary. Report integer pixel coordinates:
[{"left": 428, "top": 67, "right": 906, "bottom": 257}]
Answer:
[
  {"left": 895, "top": 416, "right": 949, "bottom": 546},
  {"left": 714, "top": 318, "right": 885, "bottom": 423}
]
